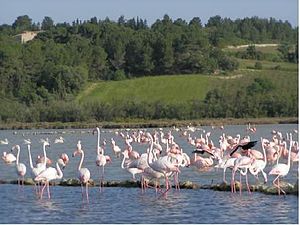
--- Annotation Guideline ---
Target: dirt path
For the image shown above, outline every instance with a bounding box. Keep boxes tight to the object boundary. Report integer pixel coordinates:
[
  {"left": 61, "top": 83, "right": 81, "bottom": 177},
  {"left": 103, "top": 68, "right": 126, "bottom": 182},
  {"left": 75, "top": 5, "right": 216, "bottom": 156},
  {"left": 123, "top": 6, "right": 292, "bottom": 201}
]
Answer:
[{"left": 226, "top": 43, "right": 278, "bottom": 49}]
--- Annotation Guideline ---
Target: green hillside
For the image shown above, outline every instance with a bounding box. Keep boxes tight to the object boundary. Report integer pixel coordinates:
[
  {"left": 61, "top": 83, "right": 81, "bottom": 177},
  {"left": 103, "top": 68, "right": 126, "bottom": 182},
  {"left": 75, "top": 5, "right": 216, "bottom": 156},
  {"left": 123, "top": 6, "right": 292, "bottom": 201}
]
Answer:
[
  {"left": 77, "top": 75, "right": 215, "bottom": 104},
  {"left": 77, "top": 67, "right": 298, "bottom": 105}
]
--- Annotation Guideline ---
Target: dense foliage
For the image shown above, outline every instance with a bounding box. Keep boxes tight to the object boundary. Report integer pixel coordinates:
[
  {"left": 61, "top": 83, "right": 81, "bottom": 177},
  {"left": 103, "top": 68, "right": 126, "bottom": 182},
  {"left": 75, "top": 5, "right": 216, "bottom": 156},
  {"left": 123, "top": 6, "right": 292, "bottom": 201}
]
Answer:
[{"left": 0, "top": 15, "right": 298, "bottom": 123}]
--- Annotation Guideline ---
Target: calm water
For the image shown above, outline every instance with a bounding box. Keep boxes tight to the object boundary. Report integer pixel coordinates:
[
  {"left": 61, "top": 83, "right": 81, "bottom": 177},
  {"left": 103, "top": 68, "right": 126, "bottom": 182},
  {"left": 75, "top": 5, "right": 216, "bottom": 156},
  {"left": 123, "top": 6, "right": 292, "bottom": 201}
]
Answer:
[{"left": 0, "top": 124, "right": 298, "bottom": 223}]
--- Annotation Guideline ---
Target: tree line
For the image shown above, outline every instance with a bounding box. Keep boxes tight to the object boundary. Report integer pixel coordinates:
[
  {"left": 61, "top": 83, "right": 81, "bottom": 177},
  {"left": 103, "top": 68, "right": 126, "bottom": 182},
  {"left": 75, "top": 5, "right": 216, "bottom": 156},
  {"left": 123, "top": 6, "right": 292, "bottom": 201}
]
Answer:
[{"left": 0, "top": 15, "right": 298, "bottom": 123}]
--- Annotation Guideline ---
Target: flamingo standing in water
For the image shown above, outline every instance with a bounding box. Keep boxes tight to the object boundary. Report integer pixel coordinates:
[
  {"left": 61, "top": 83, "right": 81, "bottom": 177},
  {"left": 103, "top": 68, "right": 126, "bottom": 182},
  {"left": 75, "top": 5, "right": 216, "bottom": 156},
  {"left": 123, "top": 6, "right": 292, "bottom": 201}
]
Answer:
[
  {"left": 269, "top": 133, "right": 293, "bottom": 195},
  {"left": 11, "top": 145, "right": 27, "bottom": 191},
  {"left": 231, "top": 156, "right": 254, "bottom": 195},
  {"left": 27, "top": 140, "right": 50, "bottom": 195},
  {"left": 73, "top": 142, "right": 91, "bottom": 203},
  {"left": 94, "top": 127, "right": 112, "bottom": 191},
  {"left": 34, "top": 161, "right": 63, "bottom": 199}
]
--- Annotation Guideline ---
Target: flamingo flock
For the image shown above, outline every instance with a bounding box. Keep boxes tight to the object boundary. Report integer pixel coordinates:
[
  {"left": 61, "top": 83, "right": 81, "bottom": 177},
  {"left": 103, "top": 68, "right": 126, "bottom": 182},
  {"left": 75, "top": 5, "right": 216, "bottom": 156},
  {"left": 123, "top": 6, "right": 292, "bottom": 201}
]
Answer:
[{"left": 0, "top": 124, "right": 298, "bottom": 202}]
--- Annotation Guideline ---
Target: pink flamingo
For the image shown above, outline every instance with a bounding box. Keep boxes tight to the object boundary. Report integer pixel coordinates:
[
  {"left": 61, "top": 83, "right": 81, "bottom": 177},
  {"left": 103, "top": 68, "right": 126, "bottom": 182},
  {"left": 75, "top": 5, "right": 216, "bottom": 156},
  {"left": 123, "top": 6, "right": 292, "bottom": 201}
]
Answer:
[
  {"left": 73, "top": 142, "right": 91, "bottom": 203},
  {"left": 269, "top": 134, "right": 293, "bottom": 195},
  {"left": 248, "top": 138, "right": 268, "bottom": 183},
  {"left": 231, "top": 156, "right": 254, "bottom": 195},
  {"left": 146, "top": 133, "right": 180, "bottom": 197},
  {"left": 94, "top": 127, "right": 112, "bottom": 191},
  {"left": 111, "top": 138, "right": 121, "bottom": 157},
  {"left": 34, "top": 161, "right": 63, "bottom": 199},
  {"left": 11, "top": 145, "right": 27, "bottom": 191},
  {"left": 2, "top": 151, "right": 16, "bottom": 164}
]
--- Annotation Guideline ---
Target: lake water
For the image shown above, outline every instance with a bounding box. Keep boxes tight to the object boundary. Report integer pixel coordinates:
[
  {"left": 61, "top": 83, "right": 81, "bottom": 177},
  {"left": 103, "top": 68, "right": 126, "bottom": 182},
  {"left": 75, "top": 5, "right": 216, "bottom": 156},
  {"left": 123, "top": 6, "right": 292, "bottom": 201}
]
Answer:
[{"left": 0, "top": 124, "right": 298, "bottom": 223}]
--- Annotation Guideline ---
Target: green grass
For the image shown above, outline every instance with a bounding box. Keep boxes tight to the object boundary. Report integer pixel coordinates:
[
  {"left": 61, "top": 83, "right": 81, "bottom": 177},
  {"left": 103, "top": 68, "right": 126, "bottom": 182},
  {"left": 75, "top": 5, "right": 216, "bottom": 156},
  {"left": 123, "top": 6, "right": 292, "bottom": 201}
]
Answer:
[
  {"left": 76, "top": 66, "right": 298, "bottom": 105},
  {"left": 77, "top": 75, "right": 218, "bottom": 104},
  {"left": 237, "top": 59, "right": 298, "bottom": 71}
]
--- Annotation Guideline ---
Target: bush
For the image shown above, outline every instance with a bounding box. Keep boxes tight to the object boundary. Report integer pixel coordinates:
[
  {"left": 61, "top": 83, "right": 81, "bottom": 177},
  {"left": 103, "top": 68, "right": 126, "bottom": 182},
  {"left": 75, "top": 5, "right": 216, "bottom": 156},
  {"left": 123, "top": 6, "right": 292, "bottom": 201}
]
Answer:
[{"left": 254, "top": 62, "right": 262, "bottom": 69}]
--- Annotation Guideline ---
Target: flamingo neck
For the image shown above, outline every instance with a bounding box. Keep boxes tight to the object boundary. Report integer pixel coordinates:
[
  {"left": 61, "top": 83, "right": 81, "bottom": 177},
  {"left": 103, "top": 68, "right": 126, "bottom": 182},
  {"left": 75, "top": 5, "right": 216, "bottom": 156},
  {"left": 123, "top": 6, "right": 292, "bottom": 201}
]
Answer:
[
  {"left": 97, "top": 128, "right": 100, "bottom": 154},
  {"left": 287, "top": 139, "right": 292, "bottom": 168},
  {"left": 78, "top": 150, "right": 84, "bottom": 171},
  {"left": 16, "top": 146, "right": 20, "bottom": 165},
  {"left": 27, "top": 144, "right": 33, "bottom": 169},
  {"left": 147, "top": 135, "right": 154, "bottom": 166},
  {"left": 121, "top": 153, "right": 127, "bottom": 169},
  {"left": 261, "top": 138, "right": 267, "bottom": 164},
  {"left": 42, "top": 143, "right": 47, "bottom": 167},
  {"left": 56, "top": 162, "right": 63, "bottom": 179}
]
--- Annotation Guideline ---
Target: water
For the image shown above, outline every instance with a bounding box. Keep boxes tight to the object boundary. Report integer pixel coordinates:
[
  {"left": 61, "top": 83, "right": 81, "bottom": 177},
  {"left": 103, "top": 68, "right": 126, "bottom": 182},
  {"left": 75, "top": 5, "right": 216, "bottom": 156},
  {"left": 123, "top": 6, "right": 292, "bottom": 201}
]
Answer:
[{"left": 0, "top": 124, "right": 298, "bottom": 223}]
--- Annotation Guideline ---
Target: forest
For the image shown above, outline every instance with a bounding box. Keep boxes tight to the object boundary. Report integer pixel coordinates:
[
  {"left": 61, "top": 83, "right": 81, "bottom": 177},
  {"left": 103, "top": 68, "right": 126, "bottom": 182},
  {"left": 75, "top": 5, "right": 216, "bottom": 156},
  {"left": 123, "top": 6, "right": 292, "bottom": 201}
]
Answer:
[{"left": 0, "top": 15, "right": 298, "bottom": 123}]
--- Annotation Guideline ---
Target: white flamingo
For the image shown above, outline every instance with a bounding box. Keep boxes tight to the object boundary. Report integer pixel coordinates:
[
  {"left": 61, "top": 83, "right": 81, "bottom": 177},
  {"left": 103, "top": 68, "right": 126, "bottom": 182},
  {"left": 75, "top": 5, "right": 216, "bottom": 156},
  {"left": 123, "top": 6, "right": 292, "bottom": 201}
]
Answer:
[
  {"left": 94, "top": 127, "right": 112, "bottom": 191},
  {"left": 2, "top": 151, "right": 16, "bottom": 164},
  {"left": 54, "top": 136, "right": 64, "bottom": 144},
  {"left": 269, "top": 133, "right": 293, "bottom": 195},
  {"left": 11, "top": 145, "right": 27, "bottom": 190},
  {"left": 34, "top": 161, "right": 63, "bottom": 199},
  {"left": 248, "top": 138, "right": 268, "bottom": 183},
  {"left": 73, "top": 143, "right": 90, "bottom": 202},
  {"left": 27, "top": 141, "right": 50, "bottom": 194},
  {"left": 0, "top": 138, "right": 9, "bottom": 145}
]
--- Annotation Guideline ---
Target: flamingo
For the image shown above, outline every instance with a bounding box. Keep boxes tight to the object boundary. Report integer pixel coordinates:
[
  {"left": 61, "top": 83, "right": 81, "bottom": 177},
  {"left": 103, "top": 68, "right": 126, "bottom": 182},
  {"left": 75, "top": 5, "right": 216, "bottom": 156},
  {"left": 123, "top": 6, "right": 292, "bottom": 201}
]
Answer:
[
  {"left": 27, "top": 141, "right": 50, "bottom": 195},
  {"left": 34, "top": 161, "right": 63, "bottom": 199},
  {"left": 58, "top": 153, "right": 69, "bottom": 169},
  {"left": 248, "top": 137, "right": 268, "bottom": 183},
  {"left": 2, "top": 151, "right": 16, "bottom": 164},
  {"left": 73, "top": 145, "right": 90, "bottom": 203},
  {"left": 269, "top": 133, "right": 293, "bottom": 195},
  {"left": 231, "top": 156, "right": 255, "bottom": 195},
  {"left": 54, "top": 136, "right": 64, "bottom": 144},
  {"left": 146, "top": 133, "right": 180, "bottom": 197},
  {"left": 111, "top": 138, "right": 121, "bottom": 157},
  {"left": 121, "top": 150, "right": 144, "bottom": 180},
  {"left": 0, "top": 138, "right": 9, "bottom": 145},
  {"left": 94, "top": 127, "right": 112, "bottom": 191},
  {"left": 11, "top": 145, "right": 27, "bottom": 190}
]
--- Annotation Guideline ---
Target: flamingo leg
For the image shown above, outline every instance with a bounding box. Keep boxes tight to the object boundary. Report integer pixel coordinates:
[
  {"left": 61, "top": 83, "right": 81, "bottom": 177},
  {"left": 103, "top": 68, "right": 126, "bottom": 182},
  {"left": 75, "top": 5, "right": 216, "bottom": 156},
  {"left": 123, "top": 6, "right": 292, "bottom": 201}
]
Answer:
[
  {"left": 81, "top": 183, "right": 84, "bottom": 201},
  {"left": 239, "top": 172, "right": 242, "bottom": 195},
  {"left": 40, "top": 182, "right": 47, "bottom": 199},
  {"left": 245, "top": 172, "right": 251, "bottom": 194},
  {"left": 85, "top": 183, "right": 89, "bottom": 203},
  {"left": 47, "top": 182, "right": 51, "bottom": 199},
  {"left": 98, "top": 167, "right": 102, "bottom": 192},
  {"left": 273, "top": 175, "right": 280, "bottom": 195}
]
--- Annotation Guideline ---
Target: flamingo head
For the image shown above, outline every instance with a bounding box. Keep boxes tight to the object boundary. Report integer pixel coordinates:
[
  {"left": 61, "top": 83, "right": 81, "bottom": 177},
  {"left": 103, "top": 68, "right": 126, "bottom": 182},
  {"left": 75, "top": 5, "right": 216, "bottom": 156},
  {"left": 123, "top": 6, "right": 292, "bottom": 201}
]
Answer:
[
  {"left": 73, "top": 149, "right": 82, "bottom": 157},
  {"left": 11, "top": 145, "right": 20, "bottom": 152},
  {"left": 60, "top": 153, "right": 69, "bottom": 166},
  {"left": 92, "top": 127, "right": 100, "bottom": 135},
  {"left": 105, "top": 155, "right": 112, "bottom": 163}
]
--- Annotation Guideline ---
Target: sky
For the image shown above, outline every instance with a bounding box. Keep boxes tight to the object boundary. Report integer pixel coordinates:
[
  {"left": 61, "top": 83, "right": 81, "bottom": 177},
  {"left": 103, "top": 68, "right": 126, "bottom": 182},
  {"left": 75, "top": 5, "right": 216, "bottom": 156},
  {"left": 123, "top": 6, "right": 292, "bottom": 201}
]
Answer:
[{"left": 0, "top": 0, "right": 298, "bottom": 27}]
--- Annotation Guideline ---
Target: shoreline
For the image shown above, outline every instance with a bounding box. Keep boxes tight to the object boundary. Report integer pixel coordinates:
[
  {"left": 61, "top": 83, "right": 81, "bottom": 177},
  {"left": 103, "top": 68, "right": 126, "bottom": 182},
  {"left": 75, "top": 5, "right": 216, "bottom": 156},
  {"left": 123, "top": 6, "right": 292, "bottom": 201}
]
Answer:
[{"left": 0, "top": 117, "right": 297, "bottom": 130}]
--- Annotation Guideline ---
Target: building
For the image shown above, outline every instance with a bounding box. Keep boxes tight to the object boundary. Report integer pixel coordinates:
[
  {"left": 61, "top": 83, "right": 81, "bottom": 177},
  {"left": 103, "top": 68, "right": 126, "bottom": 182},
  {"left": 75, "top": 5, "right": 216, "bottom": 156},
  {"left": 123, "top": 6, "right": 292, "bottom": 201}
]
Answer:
[{"left": 14, "top": 31, "right": 42, "bottom": 43}]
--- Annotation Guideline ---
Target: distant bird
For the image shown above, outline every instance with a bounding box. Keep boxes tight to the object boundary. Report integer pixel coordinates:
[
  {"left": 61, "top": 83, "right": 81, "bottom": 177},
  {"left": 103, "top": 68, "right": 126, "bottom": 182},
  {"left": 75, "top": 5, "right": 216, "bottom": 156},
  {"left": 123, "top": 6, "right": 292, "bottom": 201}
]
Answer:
[
  {"left": 2, "top": 151, "right": 17, "bottom": 164},
  {"left": 230, "top": 141, "right": 258, "bottom": 157},
  {"left": 0, "top": 138, "right": 9, "bottom": 145},
  {"left": 24, "top": 139, "right": 31, "bottom": 145},
  {"left": 54, "top": 136, "right": 64, "bottom": 144}
]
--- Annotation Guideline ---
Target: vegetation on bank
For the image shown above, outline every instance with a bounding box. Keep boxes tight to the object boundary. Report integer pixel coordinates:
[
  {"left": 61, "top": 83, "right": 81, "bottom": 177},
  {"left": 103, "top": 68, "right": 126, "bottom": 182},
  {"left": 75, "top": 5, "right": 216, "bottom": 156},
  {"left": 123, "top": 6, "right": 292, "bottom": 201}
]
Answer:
[
  {"left": 0, "top": 15, "right": 298, "bottom": 124},
  {"left": 0, "top": 117, "right": 297, "bottom": 130}
]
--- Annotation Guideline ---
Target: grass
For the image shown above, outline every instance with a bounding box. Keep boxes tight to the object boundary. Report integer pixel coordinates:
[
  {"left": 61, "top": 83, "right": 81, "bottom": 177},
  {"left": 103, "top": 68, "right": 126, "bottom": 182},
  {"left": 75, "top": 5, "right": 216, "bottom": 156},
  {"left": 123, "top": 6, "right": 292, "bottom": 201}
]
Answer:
[
  {"left": 77, "top": 74, "right": 217, "bottom": 104},
  {"left": 77, "top": 66, "right": 298, "bottom": 106},
  {"left": 237, "top": 58, "right": 298, "bottom": 71}
]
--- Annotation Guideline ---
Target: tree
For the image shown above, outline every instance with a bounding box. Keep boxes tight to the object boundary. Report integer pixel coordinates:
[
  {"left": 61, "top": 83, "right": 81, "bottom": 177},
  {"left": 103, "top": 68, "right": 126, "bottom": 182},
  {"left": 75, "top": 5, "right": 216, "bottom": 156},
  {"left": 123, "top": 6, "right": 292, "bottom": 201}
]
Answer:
[
  {"left": 12, "top": 15, "right": 32, "bottom": 32},
  {"left": 41, "top": 16, "right": 54, "bottom": 30}
]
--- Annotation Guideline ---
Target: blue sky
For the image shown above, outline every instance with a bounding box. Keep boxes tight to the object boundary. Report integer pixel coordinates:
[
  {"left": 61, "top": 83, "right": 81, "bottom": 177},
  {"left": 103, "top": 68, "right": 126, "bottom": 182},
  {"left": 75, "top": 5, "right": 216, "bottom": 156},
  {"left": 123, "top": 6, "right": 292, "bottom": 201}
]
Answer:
[{"left": 0, "top": 0, "right": 298, "bottom": 27}]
